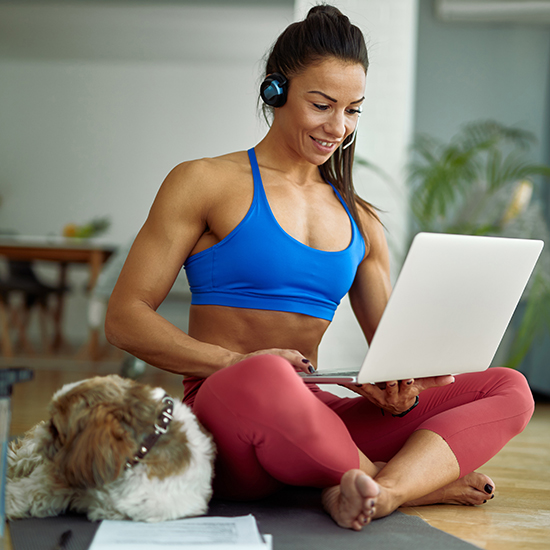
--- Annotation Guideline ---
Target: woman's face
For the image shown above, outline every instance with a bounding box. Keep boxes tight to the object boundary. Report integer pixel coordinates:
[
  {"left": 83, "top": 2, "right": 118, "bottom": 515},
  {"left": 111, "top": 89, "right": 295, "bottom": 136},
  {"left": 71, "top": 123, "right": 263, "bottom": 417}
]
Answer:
[{"left": 275, "top": 57, "right": 366, "bottom": 165}]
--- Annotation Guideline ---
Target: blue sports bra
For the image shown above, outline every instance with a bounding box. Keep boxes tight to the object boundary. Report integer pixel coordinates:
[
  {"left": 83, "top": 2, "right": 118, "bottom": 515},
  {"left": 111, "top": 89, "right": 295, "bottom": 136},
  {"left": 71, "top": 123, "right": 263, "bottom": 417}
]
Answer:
[{"left": 183, "top": 148, "right": 366, "bottom": 321}]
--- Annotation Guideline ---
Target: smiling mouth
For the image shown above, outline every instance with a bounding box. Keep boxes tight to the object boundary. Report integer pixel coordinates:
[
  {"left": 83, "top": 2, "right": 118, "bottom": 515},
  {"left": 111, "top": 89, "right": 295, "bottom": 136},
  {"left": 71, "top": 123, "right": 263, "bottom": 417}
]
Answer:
[{"left": 311, "top": 137, "right": 337, "bottom": 148}]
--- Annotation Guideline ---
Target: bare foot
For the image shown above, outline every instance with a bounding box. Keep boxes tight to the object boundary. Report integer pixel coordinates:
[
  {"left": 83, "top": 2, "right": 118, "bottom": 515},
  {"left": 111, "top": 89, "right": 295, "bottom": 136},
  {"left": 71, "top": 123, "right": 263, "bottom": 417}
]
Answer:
[
  {"left": 322, "top": 470, "right": 380, "bottom": 531},
  {"left": 402, "top": 472, "right": 495, "bottom": 507}
]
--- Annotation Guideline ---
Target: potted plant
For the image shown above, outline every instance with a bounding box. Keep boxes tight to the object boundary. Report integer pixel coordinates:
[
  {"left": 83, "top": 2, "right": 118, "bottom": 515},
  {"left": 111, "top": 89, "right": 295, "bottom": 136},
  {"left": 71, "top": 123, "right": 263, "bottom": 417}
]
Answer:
[{"left": 406, "top": 120, "right": 550, "bottom": 368}]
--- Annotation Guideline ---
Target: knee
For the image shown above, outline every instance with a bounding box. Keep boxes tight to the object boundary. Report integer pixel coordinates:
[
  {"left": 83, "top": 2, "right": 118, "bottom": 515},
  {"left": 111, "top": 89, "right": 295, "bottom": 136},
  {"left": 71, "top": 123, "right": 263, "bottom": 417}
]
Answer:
[
  {"left": 490, "top": 366, "right": 533, "bottom": 400},
  {"left": 489, "top": 366, "right": 534, "bottom": 429},
  {"left": 198, "top": 354, "right": 302, "bottom": 411},
  {"left": 223, "top": 354, "right": 298, "bottom": 388}
]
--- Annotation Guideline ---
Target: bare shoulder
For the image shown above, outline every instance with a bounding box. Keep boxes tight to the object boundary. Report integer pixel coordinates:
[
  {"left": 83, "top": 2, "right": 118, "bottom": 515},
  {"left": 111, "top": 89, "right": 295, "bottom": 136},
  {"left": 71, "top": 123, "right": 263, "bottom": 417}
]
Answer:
[
  {"left": 154, "top": 151, "right": 251, "bottom": 211},
  {"left": 165, "top": 151, "right": 249, "bottom": 190}
]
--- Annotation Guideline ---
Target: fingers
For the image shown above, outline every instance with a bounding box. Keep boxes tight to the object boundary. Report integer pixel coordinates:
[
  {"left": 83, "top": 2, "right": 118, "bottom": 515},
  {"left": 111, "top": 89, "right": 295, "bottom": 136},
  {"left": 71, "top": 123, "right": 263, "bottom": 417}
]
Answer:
[
  {"left": 345, "top": 381, "right": 418, "bottom": 414},
  {"left": 300, "top": 358, "right": 316, "bottom": 374},
  {"left": 437, "top": 374, "right": 456, "bottom": 386},
  {"left": 414, "top": 375, "right": 455, "bottom": 392},
  {"left": 278, "top": 349, "right": 315, "bottom": 373},
  {"left": 288, "top": 350, "right": 315, "bottom": 373},
  {"left": 243, "top": 348, "right": 315, "bottom": 373},
  {"left": 372, "top": 380, "right": 418, "bottom": 413},
  {"left": 353, "top": 374, "right": 456, "bottom": 415},
  {"left": 385, "top": 380, "right": 399, "bottom": 402}
]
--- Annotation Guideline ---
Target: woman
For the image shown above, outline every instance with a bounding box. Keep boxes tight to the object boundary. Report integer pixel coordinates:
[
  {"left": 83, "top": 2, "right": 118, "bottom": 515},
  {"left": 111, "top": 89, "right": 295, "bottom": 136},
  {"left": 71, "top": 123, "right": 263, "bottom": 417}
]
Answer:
[{"left": 106, "top": 5, "right": 534, "bottom": 531}]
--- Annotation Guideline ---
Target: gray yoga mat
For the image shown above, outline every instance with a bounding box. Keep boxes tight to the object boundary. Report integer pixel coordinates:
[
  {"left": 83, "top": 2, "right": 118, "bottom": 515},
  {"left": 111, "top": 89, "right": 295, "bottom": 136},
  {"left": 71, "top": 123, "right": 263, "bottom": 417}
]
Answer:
[{"left": 9, "top": 487, "right": 480, "bottom": 550}]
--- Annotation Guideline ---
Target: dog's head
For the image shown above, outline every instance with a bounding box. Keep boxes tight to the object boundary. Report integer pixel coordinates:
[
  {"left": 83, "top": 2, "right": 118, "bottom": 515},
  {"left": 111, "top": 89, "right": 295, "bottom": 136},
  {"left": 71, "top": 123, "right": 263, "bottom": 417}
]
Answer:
[{"left": 41, "top": 375, "right": 177, "bottom": 489}]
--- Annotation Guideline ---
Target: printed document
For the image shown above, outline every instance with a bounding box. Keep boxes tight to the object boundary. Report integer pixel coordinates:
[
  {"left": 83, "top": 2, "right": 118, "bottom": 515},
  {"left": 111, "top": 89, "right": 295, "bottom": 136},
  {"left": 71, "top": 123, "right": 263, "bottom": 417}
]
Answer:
[{"left": 89, "top": 514, "right": 271, "bottom": 550}]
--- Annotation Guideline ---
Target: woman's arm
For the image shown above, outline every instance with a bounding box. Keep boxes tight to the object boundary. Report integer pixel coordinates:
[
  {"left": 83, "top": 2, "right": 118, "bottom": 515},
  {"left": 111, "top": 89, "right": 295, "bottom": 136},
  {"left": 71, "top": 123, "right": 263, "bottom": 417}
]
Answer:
[
  {"left": 105, "top": 160, "right": 239, "bottom": 377},
  {"left": 347, "top": 208, "right": 453, "bottom": 414},
  {"left": 348, "top": 210, "right": 392, "bottom": 346}
]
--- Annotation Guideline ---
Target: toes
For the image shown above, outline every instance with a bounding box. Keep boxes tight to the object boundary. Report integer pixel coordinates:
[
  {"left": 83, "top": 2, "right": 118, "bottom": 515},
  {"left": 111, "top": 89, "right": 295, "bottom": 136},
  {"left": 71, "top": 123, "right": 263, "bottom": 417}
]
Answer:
[
  {"left": 361, "top": 498, "right": 376, "bottom": 520},
  {"left": 356, "top": 505, "right": 375, "bottom": 530},
  {"left": 480, "top": 477, "right": 496, "bottom": 504},
  {"left": 469, "top": 488, "right": 492, "bottom": 506},
  {"left": 465, "top": 472, "right": 496, "bottom": 497},
  {"left": 356, "top": 474, "right": 380, "bottom": 519},
  {"left": 335, "top": 470, "right": 380, "bottom": 530}
]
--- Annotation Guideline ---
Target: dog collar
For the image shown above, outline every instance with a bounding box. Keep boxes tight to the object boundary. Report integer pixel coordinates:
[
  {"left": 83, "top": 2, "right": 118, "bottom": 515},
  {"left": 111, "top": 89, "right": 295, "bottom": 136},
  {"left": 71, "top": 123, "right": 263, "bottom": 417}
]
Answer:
[{"left": 125, "top": 394, "right": 174, "bottom": 470}]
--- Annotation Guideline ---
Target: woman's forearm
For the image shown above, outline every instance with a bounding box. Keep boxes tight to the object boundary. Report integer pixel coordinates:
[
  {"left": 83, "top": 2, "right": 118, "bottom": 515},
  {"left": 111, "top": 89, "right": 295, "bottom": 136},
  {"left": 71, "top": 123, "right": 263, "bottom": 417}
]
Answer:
[{"left": 105, "top": 301, "right": 241, "bottom": 378}]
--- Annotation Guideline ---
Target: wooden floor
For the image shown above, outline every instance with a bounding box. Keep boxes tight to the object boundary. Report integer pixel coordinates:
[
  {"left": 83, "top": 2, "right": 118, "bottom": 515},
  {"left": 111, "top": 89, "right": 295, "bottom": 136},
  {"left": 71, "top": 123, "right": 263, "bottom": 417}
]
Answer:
[{"left": 5, "top": 357, "right": 550, "bottom": 550}]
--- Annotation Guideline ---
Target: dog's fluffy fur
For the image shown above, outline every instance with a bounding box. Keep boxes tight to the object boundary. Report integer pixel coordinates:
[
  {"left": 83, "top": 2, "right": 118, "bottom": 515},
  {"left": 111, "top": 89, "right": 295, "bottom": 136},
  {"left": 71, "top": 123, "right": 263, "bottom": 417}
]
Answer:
[{"left": 6, "top": 374, "right": 215, "bottom": 522}]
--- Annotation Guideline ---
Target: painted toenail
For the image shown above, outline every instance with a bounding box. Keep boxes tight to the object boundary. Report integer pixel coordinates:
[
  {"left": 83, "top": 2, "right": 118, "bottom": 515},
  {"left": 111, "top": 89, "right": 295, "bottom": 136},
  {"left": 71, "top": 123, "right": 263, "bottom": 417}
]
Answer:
[
  {"left": 483, "top": 500, "right": 487, "bottom": 504},
  {"left": 368, "top": 499, "right": 376, "bottom": 508},
  {"left": 490, "top": 494, "right": 495, "bottom": 499},
  {"left": 484, "top": 484, "right": 493, "bottom": 494}
]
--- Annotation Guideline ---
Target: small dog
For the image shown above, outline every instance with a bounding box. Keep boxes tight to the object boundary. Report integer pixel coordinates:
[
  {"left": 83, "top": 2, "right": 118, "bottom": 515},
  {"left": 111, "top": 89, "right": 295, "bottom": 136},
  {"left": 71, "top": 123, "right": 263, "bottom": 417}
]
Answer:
[{"left": 7, "top": 374, "right": 215, "bottom": 522}]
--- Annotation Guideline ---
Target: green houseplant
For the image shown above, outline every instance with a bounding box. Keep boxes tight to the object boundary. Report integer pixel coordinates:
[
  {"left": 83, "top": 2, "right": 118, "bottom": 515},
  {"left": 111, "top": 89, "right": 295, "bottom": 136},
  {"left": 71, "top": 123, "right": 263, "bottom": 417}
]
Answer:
[{"left": 406, "top": 120, "right": 550, "bottom": 368}]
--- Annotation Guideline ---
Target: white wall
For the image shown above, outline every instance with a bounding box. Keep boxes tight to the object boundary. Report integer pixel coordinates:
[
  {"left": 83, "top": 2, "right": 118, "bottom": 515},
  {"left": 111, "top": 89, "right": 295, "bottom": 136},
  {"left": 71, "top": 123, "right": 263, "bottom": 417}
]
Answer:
[
  {"left": 0, "top": 1, "right": 293, "bottom": 345},
  {"left": 0, "top": 2, "right": 293, "bottom": 243}
]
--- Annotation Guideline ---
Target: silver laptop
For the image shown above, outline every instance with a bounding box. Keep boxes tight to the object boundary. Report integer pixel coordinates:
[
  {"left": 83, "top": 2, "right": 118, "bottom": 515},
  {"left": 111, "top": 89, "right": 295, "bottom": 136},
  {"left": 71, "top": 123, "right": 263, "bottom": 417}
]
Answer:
[{"left": 300, "top": 232, "right": 544, "bottom": 385}]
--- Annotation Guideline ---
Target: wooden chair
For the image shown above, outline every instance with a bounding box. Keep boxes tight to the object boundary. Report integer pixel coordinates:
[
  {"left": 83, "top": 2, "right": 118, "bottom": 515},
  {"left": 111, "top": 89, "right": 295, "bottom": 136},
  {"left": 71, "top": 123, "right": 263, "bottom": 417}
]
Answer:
[{"left": 0, "top": 261, "right": 69, "bottom": 355}]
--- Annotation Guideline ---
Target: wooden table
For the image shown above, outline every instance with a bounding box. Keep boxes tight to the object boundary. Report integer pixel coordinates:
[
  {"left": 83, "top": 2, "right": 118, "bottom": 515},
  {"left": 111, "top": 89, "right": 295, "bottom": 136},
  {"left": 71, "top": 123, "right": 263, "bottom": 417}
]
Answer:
[{"left": 0, "top": 235, "right": 116, "bottom": 358}]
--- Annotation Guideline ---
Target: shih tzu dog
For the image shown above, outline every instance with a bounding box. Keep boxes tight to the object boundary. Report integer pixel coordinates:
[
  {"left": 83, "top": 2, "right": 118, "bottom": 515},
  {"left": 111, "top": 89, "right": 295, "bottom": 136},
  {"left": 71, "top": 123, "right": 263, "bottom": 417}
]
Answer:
[{"left": 6, "top": 374, "right": 215, "bottom": 522}]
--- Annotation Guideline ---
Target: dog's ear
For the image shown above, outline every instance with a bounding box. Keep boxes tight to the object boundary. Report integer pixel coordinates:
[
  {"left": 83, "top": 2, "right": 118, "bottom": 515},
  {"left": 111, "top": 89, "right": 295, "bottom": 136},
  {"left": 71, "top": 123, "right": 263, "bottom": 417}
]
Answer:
[
  {"left": 51, "top": 404, "right": 134, "bottom": 489},
  {"left": 35, "top": 420, "right": 58, "bottom": 469}
]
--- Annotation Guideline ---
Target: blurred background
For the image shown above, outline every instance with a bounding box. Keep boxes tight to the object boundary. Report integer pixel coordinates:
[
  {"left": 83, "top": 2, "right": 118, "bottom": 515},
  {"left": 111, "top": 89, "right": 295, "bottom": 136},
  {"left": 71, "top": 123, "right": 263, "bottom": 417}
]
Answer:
[{"left": 0, "top": 0, "right": 549, "bottom": 394}]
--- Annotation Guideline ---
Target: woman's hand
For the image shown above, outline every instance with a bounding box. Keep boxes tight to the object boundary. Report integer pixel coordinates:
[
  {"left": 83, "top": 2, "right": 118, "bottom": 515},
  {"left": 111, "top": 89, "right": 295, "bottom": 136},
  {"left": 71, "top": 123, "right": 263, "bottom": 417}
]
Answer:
[
  {"left": 230, "top": 348, "right": 315, "bottom": 374},
  {"left": 343, "top": 375, "right": 455, "bottom": 416}
]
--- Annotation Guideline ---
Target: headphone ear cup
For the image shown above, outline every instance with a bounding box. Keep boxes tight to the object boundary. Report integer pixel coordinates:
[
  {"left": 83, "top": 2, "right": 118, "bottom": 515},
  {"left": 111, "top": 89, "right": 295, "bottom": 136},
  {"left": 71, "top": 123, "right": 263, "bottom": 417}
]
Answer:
[{"left": 260, "top": 73, "right": 288, "bottom": 108}]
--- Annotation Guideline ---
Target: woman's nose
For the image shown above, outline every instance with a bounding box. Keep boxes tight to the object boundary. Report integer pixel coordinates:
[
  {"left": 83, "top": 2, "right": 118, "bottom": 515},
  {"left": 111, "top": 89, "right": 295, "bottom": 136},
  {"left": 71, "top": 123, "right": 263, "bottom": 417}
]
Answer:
[{"left": 324, "top": 111, "right": 347, "bottom": 139}]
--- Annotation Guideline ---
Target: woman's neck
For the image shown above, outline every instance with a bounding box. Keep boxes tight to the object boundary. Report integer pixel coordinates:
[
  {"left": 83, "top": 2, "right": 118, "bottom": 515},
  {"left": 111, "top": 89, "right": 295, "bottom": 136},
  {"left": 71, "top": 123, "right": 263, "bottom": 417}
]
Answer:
[{"left": 255, "top": 130, "right": 324, "bottom": 186}]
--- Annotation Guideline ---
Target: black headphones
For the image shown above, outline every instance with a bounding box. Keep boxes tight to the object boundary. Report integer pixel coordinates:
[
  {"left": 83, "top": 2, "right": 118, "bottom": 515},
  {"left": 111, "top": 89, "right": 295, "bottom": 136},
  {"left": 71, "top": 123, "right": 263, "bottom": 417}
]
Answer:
[{"left": 260, "top": 73, "right": 288, "bottom": 108}]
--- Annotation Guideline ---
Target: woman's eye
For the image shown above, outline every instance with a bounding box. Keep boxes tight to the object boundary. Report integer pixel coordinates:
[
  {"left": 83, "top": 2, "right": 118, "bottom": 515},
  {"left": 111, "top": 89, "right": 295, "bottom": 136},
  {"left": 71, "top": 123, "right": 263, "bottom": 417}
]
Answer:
[
  {"left": 314, "top": 104, "right": 329, "bottom": 111},
  {"left": 347, "top": 108, "right": 362, "bottom": 116}
]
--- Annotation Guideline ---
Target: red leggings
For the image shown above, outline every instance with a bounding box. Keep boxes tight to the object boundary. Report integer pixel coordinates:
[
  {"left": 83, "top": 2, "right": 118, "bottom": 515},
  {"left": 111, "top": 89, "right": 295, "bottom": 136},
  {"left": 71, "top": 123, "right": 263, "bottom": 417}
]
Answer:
[{"left": 186, "top": 356, "right": 534, "bottom": 500}]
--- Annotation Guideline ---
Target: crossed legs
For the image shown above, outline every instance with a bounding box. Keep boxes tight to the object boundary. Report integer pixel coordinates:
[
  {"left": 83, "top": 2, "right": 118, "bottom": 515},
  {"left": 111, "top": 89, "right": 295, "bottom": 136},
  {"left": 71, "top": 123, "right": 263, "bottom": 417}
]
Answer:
[
  {"left": 317, "top": 366, "right": 533, "bottom": 526},
  {"left": 191, "top": 356, "right": 534, "bottom": 529}
]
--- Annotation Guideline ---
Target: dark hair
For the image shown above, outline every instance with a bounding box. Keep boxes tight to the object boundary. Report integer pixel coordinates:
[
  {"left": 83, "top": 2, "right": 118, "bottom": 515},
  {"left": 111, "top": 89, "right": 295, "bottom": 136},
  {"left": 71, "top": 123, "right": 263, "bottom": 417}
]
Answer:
[{"left": 262, "top": 4, "right": 378, "bottom": 244}]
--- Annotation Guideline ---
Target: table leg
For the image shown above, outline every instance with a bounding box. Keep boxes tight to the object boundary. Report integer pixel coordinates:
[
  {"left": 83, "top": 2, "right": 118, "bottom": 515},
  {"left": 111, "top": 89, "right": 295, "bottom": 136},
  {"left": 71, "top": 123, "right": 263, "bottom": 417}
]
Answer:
[
  {"left": 0, "top": 299, "right": 13, "bottom": 357},
  {"left": 51, "top": 263, "right": 68, "bottom": 352},
  {"left": 88, "top": 250, "right": 103, "bottom": 290}
]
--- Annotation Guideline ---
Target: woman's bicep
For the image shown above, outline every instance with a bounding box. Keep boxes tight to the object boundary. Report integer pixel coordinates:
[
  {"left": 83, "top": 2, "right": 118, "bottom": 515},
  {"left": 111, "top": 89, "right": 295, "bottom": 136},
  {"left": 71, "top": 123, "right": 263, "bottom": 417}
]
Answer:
[{"left": 109, "top": 163, "right": 208, "bottom": 312}]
